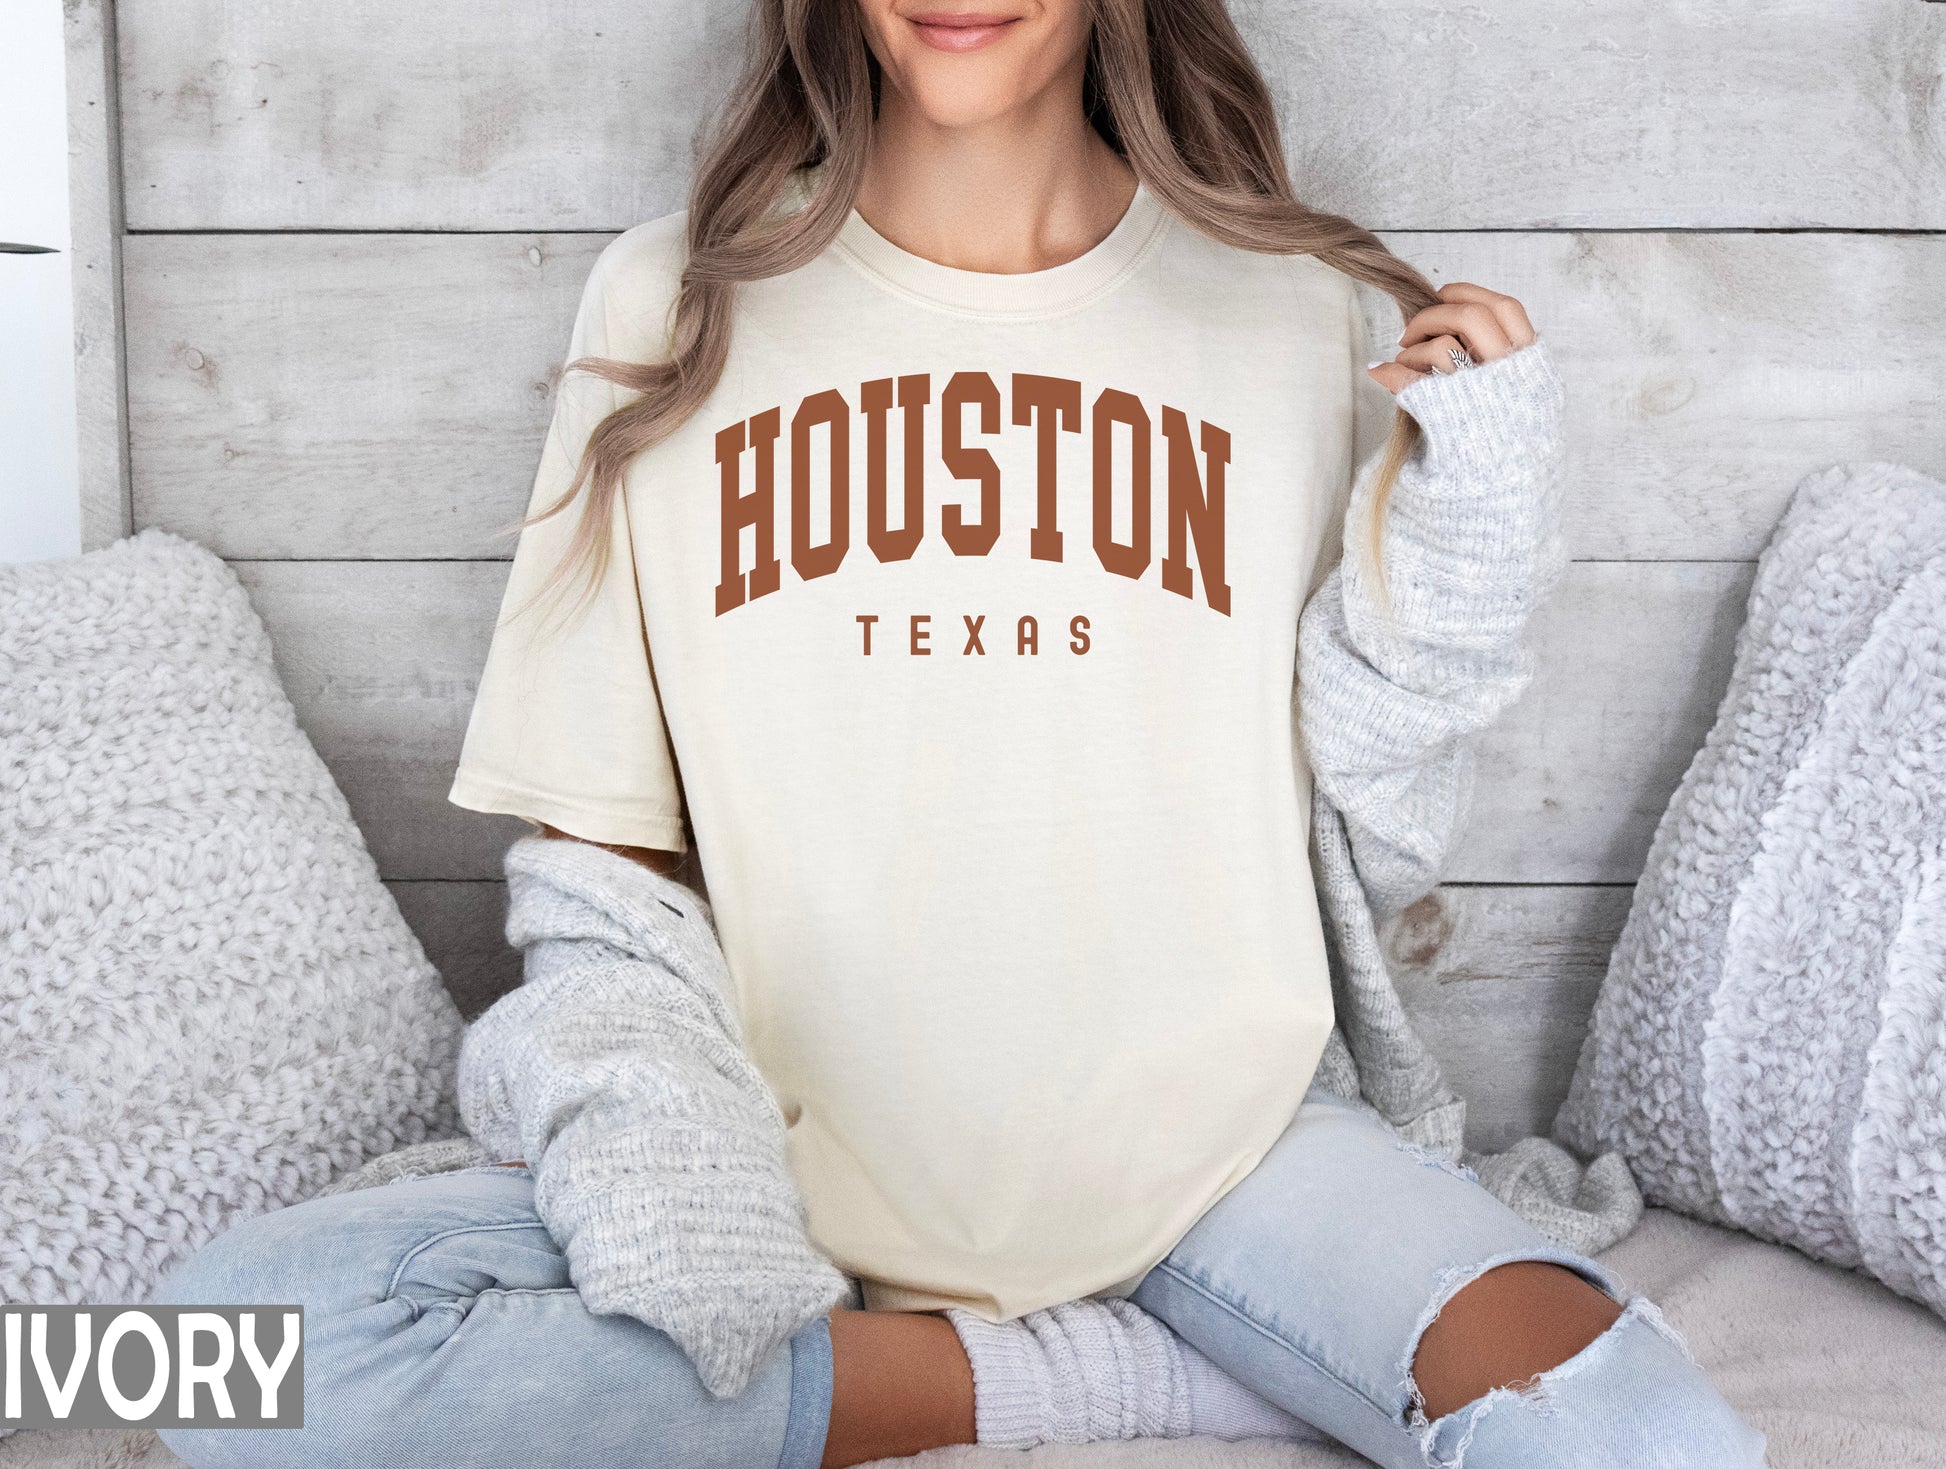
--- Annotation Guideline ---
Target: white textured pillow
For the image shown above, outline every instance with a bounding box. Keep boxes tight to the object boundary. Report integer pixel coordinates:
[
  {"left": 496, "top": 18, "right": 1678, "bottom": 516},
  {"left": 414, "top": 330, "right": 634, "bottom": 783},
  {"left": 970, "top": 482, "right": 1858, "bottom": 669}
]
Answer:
[
  {"left": 1554, "top": 461, "right": 1946, "bottom": 1319},
  {"left": 1, "top": 528, "right": 464, "bottom": 1307}
]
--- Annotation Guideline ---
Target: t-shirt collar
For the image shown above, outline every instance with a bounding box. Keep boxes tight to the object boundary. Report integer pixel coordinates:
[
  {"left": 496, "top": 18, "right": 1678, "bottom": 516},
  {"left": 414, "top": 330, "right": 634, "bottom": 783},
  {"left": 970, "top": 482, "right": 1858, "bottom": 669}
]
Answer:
[{"left": 787, "top": 161, "right": 1169, "bottom": 319}]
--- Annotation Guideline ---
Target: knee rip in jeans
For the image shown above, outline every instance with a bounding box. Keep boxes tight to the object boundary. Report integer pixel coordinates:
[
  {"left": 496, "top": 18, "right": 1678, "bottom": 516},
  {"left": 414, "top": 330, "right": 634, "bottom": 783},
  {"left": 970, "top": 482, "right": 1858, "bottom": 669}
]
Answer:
[{"left": 1396, "top": 1250, "right": 1699, "bottom": 1469}]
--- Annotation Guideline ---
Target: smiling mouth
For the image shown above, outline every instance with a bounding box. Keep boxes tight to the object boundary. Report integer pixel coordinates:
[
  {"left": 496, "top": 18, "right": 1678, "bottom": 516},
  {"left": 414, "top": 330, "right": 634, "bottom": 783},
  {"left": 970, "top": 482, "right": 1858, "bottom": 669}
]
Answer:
[{"left": 906, "top": 11, "right": 1022, "bottom": 52}]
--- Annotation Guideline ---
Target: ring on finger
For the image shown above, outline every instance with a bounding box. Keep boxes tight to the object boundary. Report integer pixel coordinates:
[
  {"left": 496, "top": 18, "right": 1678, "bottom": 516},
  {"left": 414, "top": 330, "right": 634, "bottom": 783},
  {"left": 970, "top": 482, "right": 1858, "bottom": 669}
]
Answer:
[{"left": 1447, "top": 345, "right": 1475, "bottom": 372}]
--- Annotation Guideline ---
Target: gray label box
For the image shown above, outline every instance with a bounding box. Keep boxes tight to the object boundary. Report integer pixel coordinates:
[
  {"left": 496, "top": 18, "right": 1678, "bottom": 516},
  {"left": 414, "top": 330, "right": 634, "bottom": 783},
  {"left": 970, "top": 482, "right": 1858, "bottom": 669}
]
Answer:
[{"left": 2, "top": 1306, "right": 303, "bottom": 1430}]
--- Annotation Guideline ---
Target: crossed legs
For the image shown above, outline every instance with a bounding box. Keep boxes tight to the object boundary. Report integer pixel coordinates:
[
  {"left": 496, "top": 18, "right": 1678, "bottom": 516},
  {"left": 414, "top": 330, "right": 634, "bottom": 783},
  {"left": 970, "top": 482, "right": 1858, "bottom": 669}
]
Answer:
[
  {"left": 154, "top": 1099, "right": 1762, "bottom": 1469},
  {"left": 816, "top": 1225, "right": 1631, "bottom": 1466}
]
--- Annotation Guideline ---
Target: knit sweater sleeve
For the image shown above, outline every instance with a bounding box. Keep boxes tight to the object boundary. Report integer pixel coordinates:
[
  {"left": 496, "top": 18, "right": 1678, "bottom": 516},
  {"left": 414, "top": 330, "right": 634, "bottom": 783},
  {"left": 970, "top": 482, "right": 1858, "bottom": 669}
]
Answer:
[
  {"left": 455, "top": 834, "right": 848, "bottom": 1399},
  {"left": 1296, "top": 331, "right": 1568, "bottom": 920}
]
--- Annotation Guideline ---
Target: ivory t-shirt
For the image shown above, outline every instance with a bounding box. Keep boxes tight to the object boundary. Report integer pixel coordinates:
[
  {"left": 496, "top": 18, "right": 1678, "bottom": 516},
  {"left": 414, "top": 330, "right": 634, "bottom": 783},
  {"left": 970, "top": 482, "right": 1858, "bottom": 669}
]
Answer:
[{"left": 449, "top": 166, "right": 1398, "bottom": 1317}]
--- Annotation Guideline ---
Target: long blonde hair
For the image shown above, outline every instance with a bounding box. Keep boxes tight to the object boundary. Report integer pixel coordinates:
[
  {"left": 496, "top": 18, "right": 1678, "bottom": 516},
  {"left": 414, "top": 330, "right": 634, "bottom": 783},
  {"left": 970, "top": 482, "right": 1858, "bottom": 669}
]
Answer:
[{"left": 503, "top": 0, "right": 1434, "bottom": 631}]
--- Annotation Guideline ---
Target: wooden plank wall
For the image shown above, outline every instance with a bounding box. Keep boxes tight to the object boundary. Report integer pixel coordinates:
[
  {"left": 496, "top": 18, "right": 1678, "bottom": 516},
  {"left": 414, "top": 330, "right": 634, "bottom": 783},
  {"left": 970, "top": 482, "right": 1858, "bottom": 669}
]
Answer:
[
  {"left": 65, "top": 0, "right": 132, "bottom": 547},
  {"left": 112, "top": 0, "right": 1946, "bottom": 1147}
]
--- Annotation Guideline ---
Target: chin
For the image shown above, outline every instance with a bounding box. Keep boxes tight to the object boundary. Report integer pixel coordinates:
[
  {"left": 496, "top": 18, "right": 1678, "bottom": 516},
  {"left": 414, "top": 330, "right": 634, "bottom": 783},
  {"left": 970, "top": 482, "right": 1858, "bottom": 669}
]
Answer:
[{"left": 898, "top": 69, "right": 1036, "bottom": 130}]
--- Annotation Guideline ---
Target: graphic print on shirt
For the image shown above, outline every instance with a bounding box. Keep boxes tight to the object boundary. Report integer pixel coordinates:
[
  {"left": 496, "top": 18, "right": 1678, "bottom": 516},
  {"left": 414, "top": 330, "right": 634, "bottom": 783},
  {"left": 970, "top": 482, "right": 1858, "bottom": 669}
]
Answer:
[{"left": 711, "top": 370, "right": 1232, "bottom": 654}]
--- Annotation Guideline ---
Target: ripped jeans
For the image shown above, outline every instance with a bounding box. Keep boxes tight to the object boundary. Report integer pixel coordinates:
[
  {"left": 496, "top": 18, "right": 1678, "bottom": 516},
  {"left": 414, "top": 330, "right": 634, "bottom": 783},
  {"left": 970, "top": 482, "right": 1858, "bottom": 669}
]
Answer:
[
  {"left": 1127, "top": 1082, "right": 1770, "bottom": 1468},
  {"left": 154, "top": 1082, "right": 1767, "bottom": 1469}
]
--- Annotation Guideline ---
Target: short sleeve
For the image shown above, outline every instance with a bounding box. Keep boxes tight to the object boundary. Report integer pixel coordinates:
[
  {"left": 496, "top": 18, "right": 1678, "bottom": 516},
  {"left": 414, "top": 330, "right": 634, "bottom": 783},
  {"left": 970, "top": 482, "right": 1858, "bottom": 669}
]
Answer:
[{"left": 446, "top": 245, "right": 688, "bottom": 852}]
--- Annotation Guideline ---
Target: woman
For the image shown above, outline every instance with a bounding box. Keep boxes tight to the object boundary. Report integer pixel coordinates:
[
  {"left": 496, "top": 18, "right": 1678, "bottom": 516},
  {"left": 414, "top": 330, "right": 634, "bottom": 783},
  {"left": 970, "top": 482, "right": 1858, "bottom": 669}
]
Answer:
[{"left": 156, "top": 2, "right": 1770, "bottom": 1466}]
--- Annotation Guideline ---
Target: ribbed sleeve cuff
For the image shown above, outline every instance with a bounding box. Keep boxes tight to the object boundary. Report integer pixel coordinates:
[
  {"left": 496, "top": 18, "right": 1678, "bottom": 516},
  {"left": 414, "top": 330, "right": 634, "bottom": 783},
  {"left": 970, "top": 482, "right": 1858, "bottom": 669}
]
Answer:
[
  {"left": 1345, "top": 335, "right": 1566, "bottom": 646},
  {"left": 1392, "top": 334, "right": 1565, "bottom": 468}
]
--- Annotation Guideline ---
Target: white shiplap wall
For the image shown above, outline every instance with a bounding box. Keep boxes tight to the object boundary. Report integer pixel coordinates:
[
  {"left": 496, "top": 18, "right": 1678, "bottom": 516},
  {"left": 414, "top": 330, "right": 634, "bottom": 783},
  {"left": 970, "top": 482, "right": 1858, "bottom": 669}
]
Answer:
[{"left": 108, "top": 0, "right": 1946, "bottom": 1142}]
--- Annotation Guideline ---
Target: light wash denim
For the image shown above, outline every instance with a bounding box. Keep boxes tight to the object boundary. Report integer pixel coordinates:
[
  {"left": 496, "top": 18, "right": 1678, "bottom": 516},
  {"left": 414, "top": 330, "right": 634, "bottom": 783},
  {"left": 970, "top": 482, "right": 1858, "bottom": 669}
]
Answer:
[
  {"left": 1128, "top": 1084, "right": 1770, "bottom": 1468},
  {"left": 153, "top": 1163, "right": 831, "bottom": 1469},
  {"left": 156, "top": 1085, "right": 1769, "bottom": 1468}
]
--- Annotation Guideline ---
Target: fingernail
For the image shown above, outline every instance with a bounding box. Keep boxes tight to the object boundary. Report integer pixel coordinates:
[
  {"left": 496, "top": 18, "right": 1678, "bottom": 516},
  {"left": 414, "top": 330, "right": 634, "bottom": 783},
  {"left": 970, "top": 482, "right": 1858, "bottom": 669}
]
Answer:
[{"left": 1365, "top": 358, "right": 1389, "bottom": 371}]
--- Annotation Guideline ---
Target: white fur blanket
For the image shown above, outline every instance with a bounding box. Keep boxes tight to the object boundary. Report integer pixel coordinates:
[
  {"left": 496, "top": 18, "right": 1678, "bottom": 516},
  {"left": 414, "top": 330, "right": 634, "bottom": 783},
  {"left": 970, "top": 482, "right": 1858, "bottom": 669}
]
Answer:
[{"left": 7, "top": 1208, "right": 1940, "bottom": 1469}]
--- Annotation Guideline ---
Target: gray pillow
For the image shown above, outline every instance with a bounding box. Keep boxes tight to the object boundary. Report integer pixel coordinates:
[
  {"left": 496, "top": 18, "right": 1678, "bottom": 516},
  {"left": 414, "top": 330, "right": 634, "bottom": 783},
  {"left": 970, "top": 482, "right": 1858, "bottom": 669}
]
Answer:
[
  {"left": 1, "top": 528, "right": 464, "bottom": 1308},
  {"left": 1554, "top": 461, "right": 1946, "bottom": 1320}
]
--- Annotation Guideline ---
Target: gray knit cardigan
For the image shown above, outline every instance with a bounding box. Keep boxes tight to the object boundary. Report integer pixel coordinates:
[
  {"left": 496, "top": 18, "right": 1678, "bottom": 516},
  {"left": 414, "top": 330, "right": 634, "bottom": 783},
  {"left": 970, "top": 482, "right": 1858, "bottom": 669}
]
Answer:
[
  {"left": 445, "top": 335, "right": 1641, "bottom": 1399},
  {"left": 1297, "top": 338, "right": 1640, "bottom": 1248}
]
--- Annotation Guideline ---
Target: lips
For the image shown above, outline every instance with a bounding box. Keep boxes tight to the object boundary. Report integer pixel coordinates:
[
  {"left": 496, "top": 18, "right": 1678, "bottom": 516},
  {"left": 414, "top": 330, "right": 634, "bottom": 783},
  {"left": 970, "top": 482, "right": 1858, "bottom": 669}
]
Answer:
[{"left": 906, "top": 10, "right": 1022, "bottom": 52}]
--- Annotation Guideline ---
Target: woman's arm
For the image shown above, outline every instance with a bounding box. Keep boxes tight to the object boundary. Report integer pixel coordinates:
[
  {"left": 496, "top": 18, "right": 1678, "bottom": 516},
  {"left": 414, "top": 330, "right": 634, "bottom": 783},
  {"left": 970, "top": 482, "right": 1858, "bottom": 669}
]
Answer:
[
  {"left": 1297, "top": 284, "right": 1567, "bottom": 920},
  {"left": 532, "top": 818, "right": 687, "bottom": 876},
  {"left": 459, "top": 832, "right": 847, "bottom": 1399},
  {"left": 446, "top": 229, "right": 691, "bottom": 858}
]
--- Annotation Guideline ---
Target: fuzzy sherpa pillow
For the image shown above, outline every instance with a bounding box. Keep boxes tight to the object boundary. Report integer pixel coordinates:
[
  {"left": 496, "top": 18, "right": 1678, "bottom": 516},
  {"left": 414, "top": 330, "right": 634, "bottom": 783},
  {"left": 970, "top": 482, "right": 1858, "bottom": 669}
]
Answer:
[
  {"left": 1554, "top": 461, "right": 1946, "bottom": 1319},
  {"left": 0, "top": 528, "right": 464, "bottom": 1308}
]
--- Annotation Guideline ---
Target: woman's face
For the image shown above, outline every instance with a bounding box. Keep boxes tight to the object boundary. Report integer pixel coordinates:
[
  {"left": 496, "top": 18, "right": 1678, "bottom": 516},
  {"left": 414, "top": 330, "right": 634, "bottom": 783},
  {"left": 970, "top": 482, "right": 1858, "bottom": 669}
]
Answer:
[{"left": 854, "top": 2, "right": 1095, "bottom": 130}]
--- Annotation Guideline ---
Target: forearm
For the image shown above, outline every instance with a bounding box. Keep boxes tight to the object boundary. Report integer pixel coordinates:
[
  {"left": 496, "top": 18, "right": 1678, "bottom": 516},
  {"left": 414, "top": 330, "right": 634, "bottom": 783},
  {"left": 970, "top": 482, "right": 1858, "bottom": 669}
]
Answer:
[
  {"left": 531, "top": 816, "right": 685, "bottom": 871},
  {"left": 457, "top": 833, "right": 845, "bottom": 1397}
]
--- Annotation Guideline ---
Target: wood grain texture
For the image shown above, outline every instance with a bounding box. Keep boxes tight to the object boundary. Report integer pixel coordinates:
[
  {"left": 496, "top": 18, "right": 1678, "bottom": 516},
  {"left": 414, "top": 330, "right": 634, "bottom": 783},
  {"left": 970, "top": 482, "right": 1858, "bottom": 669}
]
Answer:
[
  {"left": 125, "top": 231, "right": 1946, "bottom": 562},
  {"left": 67, "top": 0, "right": 131, "bottom": 548},
  {"left": 125, "top": 233, "right": 606, "bottom": 559},
  {"left": 1380, "top": 884, "right": 1636, "bottom": 1151},
  {"left": 118, "top": 0, "right": 1946, "bottom": 231},
  {"left": 1455, "top": 560, "right": 1757, "bottom": 885},
  {"left": 386, "top": 879, "right": 519, "bottom": 1020},
  {"left": 118, "top": 0, "right": 743, "bottom": 232},
  {"left": 1359, "top": 233, "right": 1946, "bottom": 563},
  {"left": 226, "top": 557, "right": 1744, "bottom": 887},
  {"left": 229, "top": 558, "right": 525, "bottom": 880}
]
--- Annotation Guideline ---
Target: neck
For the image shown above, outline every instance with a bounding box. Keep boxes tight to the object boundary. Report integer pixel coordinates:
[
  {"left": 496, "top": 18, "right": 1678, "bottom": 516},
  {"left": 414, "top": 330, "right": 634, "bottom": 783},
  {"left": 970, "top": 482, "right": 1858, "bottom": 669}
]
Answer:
[{"left": 853, "top": 69, "right": 1137, "bottom": 276}]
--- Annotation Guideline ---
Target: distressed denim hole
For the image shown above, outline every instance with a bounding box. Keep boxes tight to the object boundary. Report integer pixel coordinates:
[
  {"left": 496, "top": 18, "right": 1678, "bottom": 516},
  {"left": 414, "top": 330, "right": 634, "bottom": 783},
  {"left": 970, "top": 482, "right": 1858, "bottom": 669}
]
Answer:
[
  {"left": 1396, "top": 1242, "right": 1640, "bottom": 1448},
  {"left": 1406, "top": 1281, "right": 1663, "bottom": 1469}
]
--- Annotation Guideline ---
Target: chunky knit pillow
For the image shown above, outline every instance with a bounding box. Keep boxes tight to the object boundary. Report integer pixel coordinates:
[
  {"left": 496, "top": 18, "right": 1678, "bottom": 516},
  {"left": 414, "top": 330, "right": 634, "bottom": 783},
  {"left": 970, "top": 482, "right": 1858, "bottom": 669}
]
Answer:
[
  {"left": 1, "top": 528, "right": 464, "bottom": 1308},
  {"left": 1554, "top": 461, "right": 1946, "bottom": 1320}
]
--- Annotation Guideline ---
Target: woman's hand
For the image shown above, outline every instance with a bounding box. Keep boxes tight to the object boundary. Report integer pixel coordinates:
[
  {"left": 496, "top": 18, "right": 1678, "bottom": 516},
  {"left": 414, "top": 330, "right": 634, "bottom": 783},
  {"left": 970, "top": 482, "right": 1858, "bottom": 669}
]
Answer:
[{"left": 1367, "top": 282, "right": 1538, "bottom": 395}]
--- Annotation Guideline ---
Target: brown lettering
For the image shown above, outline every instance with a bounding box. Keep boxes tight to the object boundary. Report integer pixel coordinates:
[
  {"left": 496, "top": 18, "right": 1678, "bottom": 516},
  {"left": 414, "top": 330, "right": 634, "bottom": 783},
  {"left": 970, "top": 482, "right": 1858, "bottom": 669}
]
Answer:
[
  {"left": 963, "top": 614, "right": 985, "bottom": 655},
  {"left": 1069, "top": 614, "right": 1091, "bottom": 654},
  {"left": 940, "top": 371, "right": 1002, "bottom": 556},
  {"left": 911, "top": 613, "right": 931, "bottom": 655},
  {"left": 862, "top": 374, "right": 929, "bottom": 563},
  {"left": 791, "top": 389, "right": 850, "bottom": 581},
  {"left": 719, "top": 379, "right": 1227, "bottom": 619},
  {"left": 1012, "top": 374, "right": 1081, "bottom": 563},
  {"left": 1017, "top": 614, "right": 1039, "bottom": 655},
  {"left": 1091, "top": 388, "right": 1151, "bottom": 581},
  {"left": 714, "top": 408, "right": 783, "bottom": 616},
  {"left": 856, "top": 613, "right": 878, "bottom": 654},
  {"left": 1160, "top": 407, "right": 1232, "bottom": 615}
]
